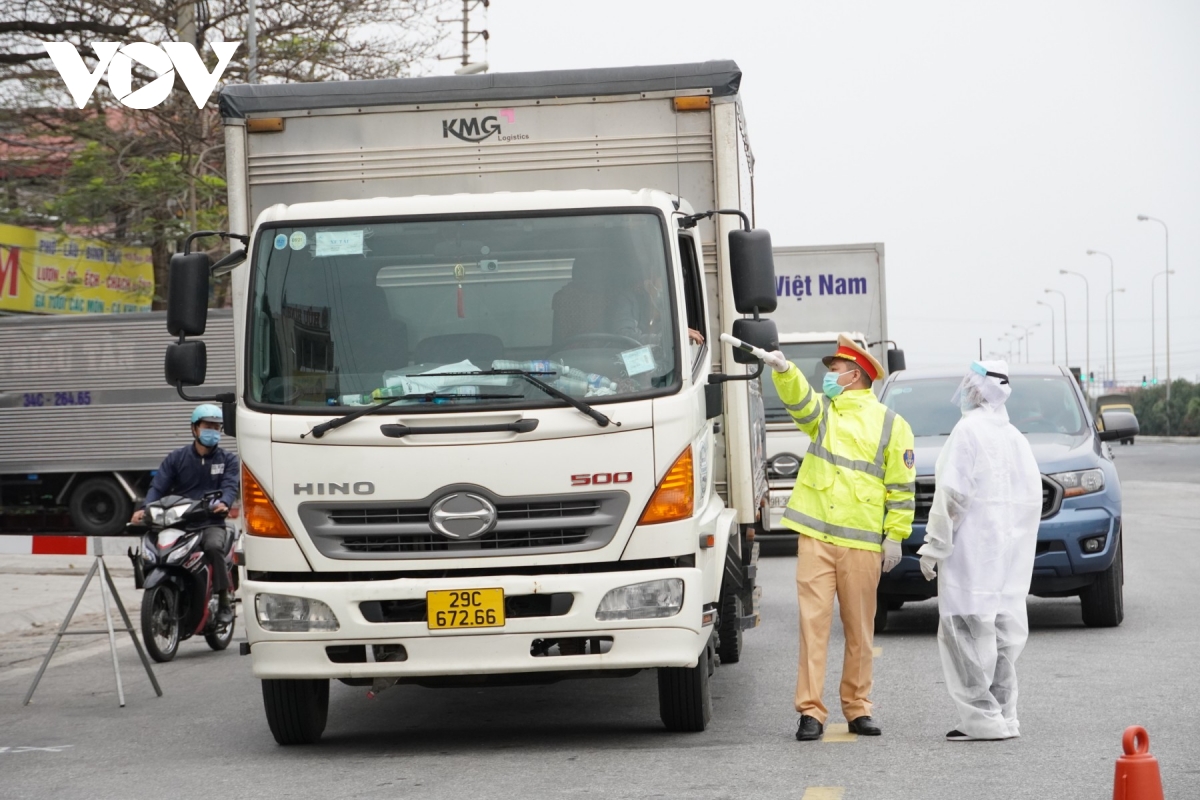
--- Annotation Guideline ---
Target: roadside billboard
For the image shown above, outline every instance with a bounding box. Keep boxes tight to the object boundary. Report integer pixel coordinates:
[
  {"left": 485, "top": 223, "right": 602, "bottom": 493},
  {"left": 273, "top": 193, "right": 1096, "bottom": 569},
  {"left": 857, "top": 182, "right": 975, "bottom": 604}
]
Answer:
[{"left": 0, "top": 224, "right": 153, "bottom": 314}]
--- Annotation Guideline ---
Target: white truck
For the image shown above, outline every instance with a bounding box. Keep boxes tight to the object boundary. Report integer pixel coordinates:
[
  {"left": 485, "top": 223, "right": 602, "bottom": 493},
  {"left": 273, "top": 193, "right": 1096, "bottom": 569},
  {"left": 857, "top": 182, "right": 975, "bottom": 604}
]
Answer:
[
  {"left": 0, "top": 311, "right": 235, "bottom": 538},
  {"left": 165, "top": 61, "right": 780, "bottom": 742},
  {"left": 758, "top": 244, "right": 904, "bottom": 549}
]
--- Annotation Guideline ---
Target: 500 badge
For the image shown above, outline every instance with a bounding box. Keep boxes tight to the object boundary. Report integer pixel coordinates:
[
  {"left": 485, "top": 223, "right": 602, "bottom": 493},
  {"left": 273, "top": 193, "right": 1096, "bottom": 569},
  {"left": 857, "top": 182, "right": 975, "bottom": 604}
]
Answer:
[{"left": 571, "top": 472, "right": 632, "bottom": 486}]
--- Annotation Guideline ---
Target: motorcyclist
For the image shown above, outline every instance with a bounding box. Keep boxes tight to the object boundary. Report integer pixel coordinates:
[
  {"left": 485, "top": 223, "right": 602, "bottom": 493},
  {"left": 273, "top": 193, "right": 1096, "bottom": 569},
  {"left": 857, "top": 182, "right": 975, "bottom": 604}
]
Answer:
[{"left": 131, "top": 404, "right": 240, "bottom": 625}]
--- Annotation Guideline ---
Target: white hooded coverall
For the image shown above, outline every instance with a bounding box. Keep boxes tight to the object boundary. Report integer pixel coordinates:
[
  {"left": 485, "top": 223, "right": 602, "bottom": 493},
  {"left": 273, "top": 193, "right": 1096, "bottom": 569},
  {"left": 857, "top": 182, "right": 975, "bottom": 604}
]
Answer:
[{"left": 918, "top": 361, "right": 1042, "bottom": 739}]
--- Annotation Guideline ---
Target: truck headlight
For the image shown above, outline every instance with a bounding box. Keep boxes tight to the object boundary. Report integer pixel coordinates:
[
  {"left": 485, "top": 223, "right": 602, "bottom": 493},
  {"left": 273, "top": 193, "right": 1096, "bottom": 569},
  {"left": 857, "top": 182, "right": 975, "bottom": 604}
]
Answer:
[
  {"left": 1050, "top": 469, "right": 1105, "bottom": 497},
  {"left": 596, "top": 579, "right": 684, "bottom": 621},
  {"left": 255, "top": 593, "right": 340, "bottom": 632}
]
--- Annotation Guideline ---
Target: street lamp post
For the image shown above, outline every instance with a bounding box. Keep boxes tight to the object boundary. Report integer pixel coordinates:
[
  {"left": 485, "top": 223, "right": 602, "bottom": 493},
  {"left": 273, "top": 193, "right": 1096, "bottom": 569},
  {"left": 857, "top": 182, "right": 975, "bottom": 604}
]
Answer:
[
  {"left": 1087, "top": 250, "right": 1115, "bottom": 382},
  {"left": 1060, "top": 270, "right": 1090, "bottom": 391},
  {"left": 1139, "top": 216, "right": 1170, "bottom": 430},
  {"left": 1044, "top": 288, "right": 1069, "bottom": 368},
  {"left": 998, "top": 334, "right": 1013, "bottom": 362},
  {"left": 1012, "top": 324, "right": 1039, "bottom": 364},
  {"left": 1036, "top": 301, "right": 1056, "bottom": 364},
  {"left": 1150, "top": 269, "right": 1175, "bottom": 382},
  {"left": 1103, "top": 288, "right": 1125, "bottom": 387}
]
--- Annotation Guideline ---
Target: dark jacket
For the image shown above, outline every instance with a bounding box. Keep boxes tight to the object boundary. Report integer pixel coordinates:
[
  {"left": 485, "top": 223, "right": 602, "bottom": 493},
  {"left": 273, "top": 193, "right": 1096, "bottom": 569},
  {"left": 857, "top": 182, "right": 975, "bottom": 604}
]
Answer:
[{"left": 143, "top": 443, "right": 240, "bottom": 510}]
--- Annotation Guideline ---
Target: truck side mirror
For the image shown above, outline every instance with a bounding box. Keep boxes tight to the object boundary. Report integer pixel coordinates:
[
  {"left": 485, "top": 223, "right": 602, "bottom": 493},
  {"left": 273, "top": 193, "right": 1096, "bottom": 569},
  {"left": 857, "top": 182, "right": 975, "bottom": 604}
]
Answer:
[
  {"left": 1097, "top": 410, "right": 1139, "bottom": 442},
  {"left": 167, "top": 253, "right": 212, "bottom": 337},
  {"left": 222, "top": 400, "right": 237, "bottom": 438},
  {"left": 731, "top": 318, "right": 779, "bottom": 365},
  {"left": 728, "top": 229, "right": 777, "bottom": 314},
  {"left": 887, "top": 349, "right": 906, "bottom": 373},
  {"left": 165, "top": 340, "right": 208, "bottom": 387}
]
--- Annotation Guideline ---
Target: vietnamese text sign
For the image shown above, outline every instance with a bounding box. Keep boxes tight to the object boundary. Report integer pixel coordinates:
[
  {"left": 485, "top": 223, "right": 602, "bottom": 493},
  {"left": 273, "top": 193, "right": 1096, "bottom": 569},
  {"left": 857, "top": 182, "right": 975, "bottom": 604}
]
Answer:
[{"left": 0, "top": 224, "right": 154, "bottom": 314}]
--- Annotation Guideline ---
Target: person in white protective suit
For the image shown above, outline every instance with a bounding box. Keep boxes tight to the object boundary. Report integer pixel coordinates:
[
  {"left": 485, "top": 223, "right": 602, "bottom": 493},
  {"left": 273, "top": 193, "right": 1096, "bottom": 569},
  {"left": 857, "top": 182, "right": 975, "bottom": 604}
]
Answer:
[{"left": 917, "top": 361, "right": 1042, "bottom": 742}]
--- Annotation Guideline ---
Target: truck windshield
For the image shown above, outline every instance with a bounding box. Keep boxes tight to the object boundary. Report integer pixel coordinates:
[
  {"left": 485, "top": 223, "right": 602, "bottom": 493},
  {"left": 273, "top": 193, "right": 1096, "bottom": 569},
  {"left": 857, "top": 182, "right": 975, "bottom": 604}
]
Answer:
[
  {"left": 248, "top": 212, "right": 678, "bottom": 409},
  {"left": 762, "top": 342, "right": 836, "bottom": 422},
  {"left": 882, "top": 376, "right": 1087, "bottom": 436}
]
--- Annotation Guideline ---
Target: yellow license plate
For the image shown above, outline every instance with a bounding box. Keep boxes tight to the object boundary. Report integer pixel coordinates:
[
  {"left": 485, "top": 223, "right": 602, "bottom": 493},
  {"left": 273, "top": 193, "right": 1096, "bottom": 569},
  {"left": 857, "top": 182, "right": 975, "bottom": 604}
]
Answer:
[{"left": 426, "top": 588, "right": 506, "bottom": 630}]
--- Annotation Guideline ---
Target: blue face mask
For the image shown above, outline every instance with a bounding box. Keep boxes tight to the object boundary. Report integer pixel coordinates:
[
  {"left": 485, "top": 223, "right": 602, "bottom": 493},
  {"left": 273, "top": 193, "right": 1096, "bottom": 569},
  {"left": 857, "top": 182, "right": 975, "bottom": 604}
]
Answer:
[
  {"left": 823, "top": 371, "right": 847, "bottom": 399},
  {"left": 197, "top": 428, "right": 221, "bottom": 447}
]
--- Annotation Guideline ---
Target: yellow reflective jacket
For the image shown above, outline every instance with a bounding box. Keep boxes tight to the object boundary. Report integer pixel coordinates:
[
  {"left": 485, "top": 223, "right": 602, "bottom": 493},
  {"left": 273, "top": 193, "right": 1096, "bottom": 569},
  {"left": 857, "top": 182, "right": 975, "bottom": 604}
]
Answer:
[{"left": 772, "top": 364, "right": 916, "bottom": 552}]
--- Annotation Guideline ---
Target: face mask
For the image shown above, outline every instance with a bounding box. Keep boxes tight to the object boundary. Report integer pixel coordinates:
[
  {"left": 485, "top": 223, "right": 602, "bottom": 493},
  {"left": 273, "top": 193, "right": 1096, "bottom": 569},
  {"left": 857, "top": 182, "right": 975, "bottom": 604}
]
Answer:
[
  {"left": 823, "top": 371, "right": 848, "bottom": 399},
  {"left": 197, "top": 429, "right": 221, "bottom": 447}
]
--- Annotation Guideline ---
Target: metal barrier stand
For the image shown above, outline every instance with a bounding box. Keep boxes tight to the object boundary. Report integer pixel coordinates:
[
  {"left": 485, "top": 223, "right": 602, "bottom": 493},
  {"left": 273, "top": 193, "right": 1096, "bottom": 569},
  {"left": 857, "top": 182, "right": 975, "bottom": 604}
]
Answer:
[{"left": 23, "top": 536, "right": 163, "bottom": 707}]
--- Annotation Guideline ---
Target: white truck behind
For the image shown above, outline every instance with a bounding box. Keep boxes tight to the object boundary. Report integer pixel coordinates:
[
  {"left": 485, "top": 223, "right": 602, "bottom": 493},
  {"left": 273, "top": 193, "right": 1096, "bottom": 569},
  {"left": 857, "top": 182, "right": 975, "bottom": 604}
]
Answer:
[
  {"left": 163, "top": 61, "right": 780, "bottom": 742},
  {"left": 759, "top": 244, "right": 904, "bottom": 547}
]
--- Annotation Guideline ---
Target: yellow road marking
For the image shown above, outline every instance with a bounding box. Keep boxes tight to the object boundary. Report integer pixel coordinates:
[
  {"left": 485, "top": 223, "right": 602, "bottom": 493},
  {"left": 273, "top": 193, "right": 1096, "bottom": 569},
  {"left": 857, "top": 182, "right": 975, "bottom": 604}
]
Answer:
[
  {"left": 802, "top": 788, "right": 846, "bottom": 799},
  {"left": 821, "top": 723, "right": 858, "bottom": 743},
  {"left": 872, "top": 646, "right": 883, "bottom": 657}
]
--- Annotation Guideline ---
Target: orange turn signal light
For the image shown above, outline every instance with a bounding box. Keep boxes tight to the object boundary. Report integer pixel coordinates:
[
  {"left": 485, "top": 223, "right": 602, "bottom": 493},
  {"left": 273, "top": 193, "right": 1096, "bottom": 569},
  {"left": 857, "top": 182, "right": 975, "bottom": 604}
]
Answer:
[
  {"left": 673, "top": 96, "right": 711, "bottom": 111},
  {"left": 242, "top": 465, "right": 293, "bottom": 538},
  {"left": 638, "top": 446, "right": 694, "bottom": 525}
]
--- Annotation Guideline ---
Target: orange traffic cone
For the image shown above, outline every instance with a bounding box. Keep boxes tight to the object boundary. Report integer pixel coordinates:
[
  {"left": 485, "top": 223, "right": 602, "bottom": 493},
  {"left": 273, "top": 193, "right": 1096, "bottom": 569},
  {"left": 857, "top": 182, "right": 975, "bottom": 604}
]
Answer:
[{"left": 1113, "top": 726, "right": 1164, "bottom": 800}]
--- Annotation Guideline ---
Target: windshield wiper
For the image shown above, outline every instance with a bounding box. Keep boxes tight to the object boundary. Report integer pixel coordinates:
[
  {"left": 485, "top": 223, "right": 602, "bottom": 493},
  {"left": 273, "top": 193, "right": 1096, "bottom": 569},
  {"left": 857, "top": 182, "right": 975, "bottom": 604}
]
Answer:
[
  {"left": 303, "top": 389, "right": 523, "bottom": 439},
  {"left": 460, "top": 368, "right": 617, "bottom": 428}
]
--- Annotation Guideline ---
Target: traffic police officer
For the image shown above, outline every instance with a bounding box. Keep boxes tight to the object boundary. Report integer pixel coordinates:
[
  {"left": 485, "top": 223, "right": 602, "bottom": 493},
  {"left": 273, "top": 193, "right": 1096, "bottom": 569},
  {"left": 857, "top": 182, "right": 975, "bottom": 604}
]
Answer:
[{"left": 762, "top": 334, "right": 916, "bottom": 741}]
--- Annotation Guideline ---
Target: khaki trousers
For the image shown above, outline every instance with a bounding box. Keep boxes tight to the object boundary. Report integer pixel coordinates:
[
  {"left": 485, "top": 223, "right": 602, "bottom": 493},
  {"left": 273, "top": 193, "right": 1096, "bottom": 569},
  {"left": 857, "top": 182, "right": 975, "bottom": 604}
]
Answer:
[{"left": 794, "top": 534, "right": 881, "bottom": 723}]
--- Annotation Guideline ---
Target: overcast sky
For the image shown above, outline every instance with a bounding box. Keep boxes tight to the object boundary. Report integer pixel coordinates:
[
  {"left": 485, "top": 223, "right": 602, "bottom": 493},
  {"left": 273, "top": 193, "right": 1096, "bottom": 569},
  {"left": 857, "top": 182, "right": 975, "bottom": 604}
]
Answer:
[{"left": 457, "top": 1, "right": 1199, "bottom": 383}]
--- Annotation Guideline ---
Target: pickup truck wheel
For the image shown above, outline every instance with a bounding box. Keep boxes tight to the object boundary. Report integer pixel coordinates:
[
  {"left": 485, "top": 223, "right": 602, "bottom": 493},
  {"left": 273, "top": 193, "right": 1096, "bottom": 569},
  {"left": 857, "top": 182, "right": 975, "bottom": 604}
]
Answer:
[
  {"left": 69, "top": 476, "right": 131, "bottom": 537},
  {"left": 873, "top": 597, "right": 889, "bottom": 633},
  {"left": 657, "top": 637, "right": 713, "bottom": 732},
  {"left": 262, "top": 679, "right": 329, "bottom": 745},
  {"left": 1080, "top": 539, "right": 1124, "bottom": 628}
]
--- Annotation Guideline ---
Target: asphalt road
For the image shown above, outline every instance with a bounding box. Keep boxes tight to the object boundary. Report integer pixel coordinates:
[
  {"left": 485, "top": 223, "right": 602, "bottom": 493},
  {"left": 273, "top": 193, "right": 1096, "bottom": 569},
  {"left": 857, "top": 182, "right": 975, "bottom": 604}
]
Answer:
[{"left": 1, "top": 445, "right": 1197, "bottom": 799}]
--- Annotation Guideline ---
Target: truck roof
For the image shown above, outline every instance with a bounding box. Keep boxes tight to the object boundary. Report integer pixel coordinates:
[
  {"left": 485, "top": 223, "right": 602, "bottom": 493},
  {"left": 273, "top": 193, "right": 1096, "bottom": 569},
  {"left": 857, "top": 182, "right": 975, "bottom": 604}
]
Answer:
[{"left": 219, "top": 61, "right": 742, "bottom": 119}]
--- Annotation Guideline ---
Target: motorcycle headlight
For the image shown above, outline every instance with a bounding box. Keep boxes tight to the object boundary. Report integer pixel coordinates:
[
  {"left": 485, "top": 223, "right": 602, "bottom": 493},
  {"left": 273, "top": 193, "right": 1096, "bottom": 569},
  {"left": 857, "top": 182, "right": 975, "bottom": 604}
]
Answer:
[
  {"left": 165, "top": 534, "right": 200, "bottom": 564},
  {"left": 162, "top": 505, "right": 189, "bottom": 527},
  {"left": 1050, "top": 468, "right": 1105, "bottom": 498},
  {"left": 148, "top": 506, "right": 164, "bottom": 524},
  {"left": 255, "top": 593, "right": 340, "bottom": 632}
]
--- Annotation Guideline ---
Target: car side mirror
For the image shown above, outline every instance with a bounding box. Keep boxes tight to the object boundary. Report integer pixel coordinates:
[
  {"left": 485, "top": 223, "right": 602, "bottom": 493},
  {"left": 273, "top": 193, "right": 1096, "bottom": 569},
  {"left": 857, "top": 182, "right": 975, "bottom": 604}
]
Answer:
[
  {"left": 728, "top": 228, "right": 777, "bottom": 315},
  {"left": 1097, "top": 410, "right": 1139, "bottom": 442},
  {"left": 887, "top": 349, "right": 906, "bottom": 373},
  {"left": 167, "top": 252, "right": 212, "bottom": 337},
  {"left": 730, "top": 318, "right": 779, "bottom": 365},
  {"left": 165, "top": 340, "right": 207, "bottom": 387}
]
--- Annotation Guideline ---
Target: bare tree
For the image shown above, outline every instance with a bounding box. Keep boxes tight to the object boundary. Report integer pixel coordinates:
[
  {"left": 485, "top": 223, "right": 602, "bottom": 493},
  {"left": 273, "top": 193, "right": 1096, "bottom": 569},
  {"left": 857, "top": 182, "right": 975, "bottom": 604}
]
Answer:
[{"left": 0, "top": 0, "right": 447, "bottom": 306}]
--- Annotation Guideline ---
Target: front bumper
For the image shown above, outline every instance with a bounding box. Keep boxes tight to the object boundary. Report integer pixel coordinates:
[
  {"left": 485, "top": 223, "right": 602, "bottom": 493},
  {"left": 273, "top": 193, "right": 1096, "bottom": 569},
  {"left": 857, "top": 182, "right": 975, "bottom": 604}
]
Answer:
[
  {"left": 879, "top": 503, "right": 1120, "bottom": 599},
  {"left": 244, "top": 566, "right": 708, "bottom": 679}
]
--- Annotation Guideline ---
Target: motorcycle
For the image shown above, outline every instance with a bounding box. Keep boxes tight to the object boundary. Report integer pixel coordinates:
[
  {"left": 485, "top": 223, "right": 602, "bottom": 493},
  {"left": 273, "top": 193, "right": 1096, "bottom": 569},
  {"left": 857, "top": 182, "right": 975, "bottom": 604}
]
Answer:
[{"left": 127, "top": 492, "right": 239, "bottom": 662}]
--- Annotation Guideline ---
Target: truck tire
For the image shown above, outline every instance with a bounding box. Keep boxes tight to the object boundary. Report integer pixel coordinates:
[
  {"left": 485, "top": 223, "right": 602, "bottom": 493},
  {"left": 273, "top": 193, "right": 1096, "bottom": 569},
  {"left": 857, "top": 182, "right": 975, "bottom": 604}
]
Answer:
[
  {"left": 68, "top": 476, "right": 131, "bottom": 537},
  {"left": 717, "top": 583, "right": 743, "bottom": 664},
  {"left": 657, "top": 637, "right": 714, "bottom": 732},
  {"left": 262, "top": 679, "right": 329, "bottom": 745},
  {"left": 1080, "top": 539, "right": 1124, "bottom": 628}
]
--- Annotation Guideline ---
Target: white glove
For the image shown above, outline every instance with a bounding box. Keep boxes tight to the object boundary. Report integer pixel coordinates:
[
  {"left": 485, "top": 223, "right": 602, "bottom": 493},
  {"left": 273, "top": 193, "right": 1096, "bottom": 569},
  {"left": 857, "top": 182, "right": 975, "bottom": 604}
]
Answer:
[
  {"left": 881, "top": 538, "right": 902, "bottom": 573},
  {"left": 762, "top": 350, "right": 790, "bottom": 373},
  {"left": 920, "top": 554, "right": 938, "bottom": 581}
]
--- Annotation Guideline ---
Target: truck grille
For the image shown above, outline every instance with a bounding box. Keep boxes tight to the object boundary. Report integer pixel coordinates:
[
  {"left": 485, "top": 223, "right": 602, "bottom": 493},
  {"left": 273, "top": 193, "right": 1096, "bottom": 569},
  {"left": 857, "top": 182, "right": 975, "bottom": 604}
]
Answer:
[
  {"left": 299, "top": 488, "right": 628, "bottom": 560},
  {"left": 913, "top": 476, "right": 1062, "bottom": 523}
]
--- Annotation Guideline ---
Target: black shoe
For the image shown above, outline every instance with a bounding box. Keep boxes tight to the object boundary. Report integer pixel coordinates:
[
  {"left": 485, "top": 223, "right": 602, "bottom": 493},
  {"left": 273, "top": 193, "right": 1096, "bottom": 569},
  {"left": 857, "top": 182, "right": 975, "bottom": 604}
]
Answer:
[
  {"left": 848, "top": 716, "right": 881, "bottom": 736},
  {"left": 215, "top": 605, "right": 234, "bottom": 626},
  {"left": 946, "top": 729, "right": 973, "bottom": 741},
  {"left": 795, "top": 715, "right": 824, "bottom": 741}
]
